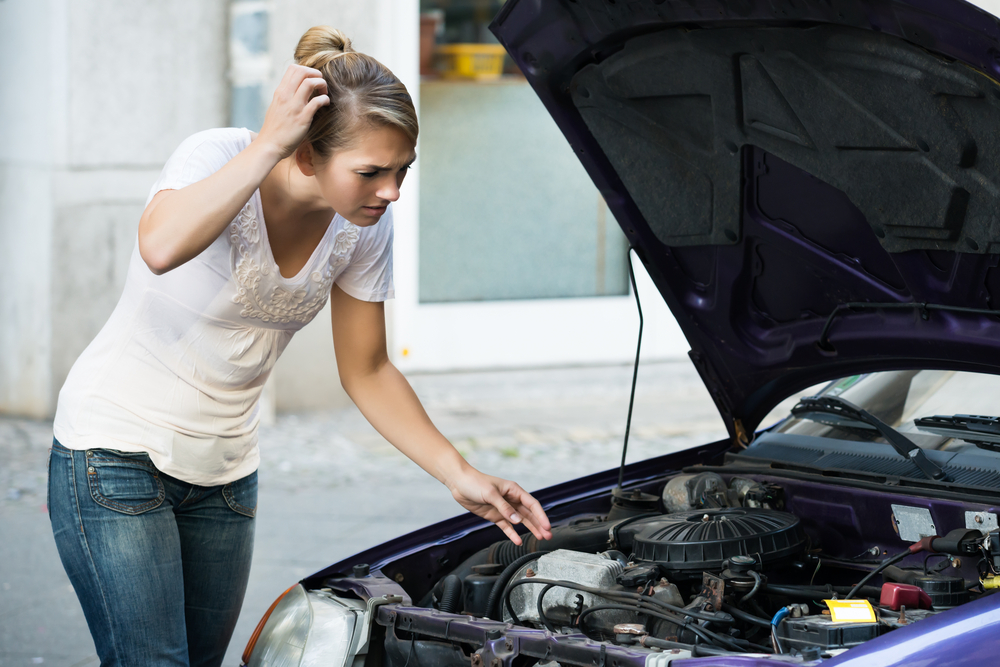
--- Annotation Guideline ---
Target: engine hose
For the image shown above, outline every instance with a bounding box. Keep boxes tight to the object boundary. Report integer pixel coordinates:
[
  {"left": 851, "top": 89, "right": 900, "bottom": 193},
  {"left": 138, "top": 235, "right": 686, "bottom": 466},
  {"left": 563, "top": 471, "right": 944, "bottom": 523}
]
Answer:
[
  {"left": 489, "top": 540, "right": 533, "bottom": 566},
  {"left": 486, "top": 551, "right": 551, "bottom": 620},
  {"left": 846, "top": 550, "right": 910, "bottom": 599},
  {"left": 439, "top": 575, "right": 463, "bottom": 614},
  {"left": 577, "top": 604, "right": 748, "bottom": 653},
  {"left": 721, "top": 603, "right": 770, "bottom": 628},
  {"left": 763, "top": 583, "right": 882, "bottom": 600},
  {"left": 502, "top": 576, "right": 733, "bottom": 625},
  {"left": 740, "top": 571, "right": 762, "bottom": 603}
]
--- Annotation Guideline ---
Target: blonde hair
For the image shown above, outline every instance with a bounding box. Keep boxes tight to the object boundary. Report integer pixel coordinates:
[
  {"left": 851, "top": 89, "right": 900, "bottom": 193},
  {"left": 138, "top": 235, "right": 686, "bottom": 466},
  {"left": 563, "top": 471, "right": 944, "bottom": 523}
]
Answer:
[{"left": 294, "top": 26, "right": 418, "bottom": 157}]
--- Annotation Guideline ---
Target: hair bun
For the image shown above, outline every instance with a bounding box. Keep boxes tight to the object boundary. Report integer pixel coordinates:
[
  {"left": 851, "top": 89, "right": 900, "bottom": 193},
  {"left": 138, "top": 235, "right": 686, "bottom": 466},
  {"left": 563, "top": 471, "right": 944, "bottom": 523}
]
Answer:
[{"left": 294, "top": 26, "right": 354, "bottom": 68}]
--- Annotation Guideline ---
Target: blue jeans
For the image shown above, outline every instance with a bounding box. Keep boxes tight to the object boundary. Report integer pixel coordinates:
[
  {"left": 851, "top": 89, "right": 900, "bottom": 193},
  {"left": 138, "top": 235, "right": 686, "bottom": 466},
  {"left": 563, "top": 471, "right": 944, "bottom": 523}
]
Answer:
[{"left": 48, "top": 440, "right": 257, "bottom": 666}]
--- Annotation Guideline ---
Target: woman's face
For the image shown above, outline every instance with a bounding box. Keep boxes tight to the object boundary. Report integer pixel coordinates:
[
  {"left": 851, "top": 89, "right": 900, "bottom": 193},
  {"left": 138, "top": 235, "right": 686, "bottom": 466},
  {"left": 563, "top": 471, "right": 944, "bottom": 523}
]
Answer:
[{"left": 305, "top": 124, "right": 416, "bottom": 227}]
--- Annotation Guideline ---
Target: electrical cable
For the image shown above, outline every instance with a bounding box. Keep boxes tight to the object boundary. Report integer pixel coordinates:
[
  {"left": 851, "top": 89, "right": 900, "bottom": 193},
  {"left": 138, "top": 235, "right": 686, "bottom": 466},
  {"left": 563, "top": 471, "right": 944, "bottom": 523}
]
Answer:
[
  {"left": 810, "top": 559, "right": 822, "bottom": 586},
  {"left": 846, "top": 550, "right": 911, "bottom": 599},
  {"left": 923, "top": 552, "right": 952, "bottom": 575},
  {"left": 617, "top": 248, "right": 643, "bottom": 490},
  {"left": 770, "top": 607, "right": 791, "bottom": 655},
  {"left": 503, "top": 577, "right": 732, "bottom": 625},
  {"left": 576, "top": 604, "right": 746, "bottom": 652}
]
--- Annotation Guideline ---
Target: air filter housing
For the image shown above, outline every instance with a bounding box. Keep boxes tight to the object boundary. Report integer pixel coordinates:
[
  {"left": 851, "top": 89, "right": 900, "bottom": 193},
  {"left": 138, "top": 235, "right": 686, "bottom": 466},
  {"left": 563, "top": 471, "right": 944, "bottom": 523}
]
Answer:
[{"left": 622, "top": 508, "right": 806, "bottom": 577}]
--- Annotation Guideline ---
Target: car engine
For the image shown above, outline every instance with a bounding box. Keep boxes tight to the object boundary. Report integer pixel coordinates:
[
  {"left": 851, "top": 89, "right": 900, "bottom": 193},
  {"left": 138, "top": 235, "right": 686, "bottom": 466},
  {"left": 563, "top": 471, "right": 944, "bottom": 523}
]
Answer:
[{"left": 369, "top": 472, "right": 999, "bottom": 665}]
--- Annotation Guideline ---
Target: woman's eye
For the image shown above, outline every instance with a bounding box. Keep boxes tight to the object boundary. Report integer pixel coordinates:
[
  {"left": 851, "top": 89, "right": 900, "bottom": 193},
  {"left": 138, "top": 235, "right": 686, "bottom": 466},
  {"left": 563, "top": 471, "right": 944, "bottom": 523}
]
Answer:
[{"left": 358, "top": 171, "right": 377, "bottom": 179}]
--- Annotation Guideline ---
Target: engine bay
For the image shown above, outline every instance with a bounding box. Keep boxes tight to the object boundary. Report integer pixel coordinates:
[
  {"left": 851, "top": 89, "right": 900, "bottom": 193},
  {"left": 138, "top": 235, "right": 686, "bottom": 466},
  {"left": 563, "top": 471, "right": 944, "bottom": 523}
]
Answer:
[{"left": 332, "top": 469, "right": 1000, "bottom": 666}]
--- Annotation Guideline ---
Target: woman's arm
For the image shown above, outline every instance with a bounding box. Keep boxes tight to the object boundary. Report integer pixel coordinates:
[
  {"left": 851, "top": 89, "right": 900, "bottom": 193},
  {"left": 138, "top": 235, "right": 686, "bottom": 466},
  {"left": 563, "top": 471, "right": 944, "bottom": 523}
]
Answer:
[
  {"left": 330, "top": 285, "right": 552, "bottom": 545},
  {"left": 137, "top": 65, "right": 329, "bottom": 274}
]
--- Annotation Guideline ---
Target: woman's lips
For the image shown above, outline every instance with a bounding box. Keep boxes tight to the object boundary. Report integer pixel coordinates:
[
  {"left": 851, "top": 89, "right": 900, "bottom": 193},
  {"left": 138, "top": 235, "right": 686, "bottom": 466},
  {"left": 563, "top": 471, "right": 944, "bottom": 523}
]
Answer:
[{"left": 362, "top": 205, "right": 387, "bottom": 215}]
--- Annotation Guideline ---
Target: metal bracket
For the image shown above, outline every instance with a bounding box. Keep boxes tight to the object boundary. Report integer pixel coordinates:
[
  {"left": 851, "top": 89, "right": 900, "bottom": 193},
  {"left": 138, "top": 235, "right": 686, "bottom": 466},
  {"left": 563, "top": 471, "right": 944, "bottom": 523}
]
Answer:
[
  {"left": 891, "top": 505, "right": 937, "bottom": 542},
  {"left": 966, "top": 511, "right": 999, "bottom": 533},
  {"left": 353, "top": 594, "right": 403, "bottom": 656}
]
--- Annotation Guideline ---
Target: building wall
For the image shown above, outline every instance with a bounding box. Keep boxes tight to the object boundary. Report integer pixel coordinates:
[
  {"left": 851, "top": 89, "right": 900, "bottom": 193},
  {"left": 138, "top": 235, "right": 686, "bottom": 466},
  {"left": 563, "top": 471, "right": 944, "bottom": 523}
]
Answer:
[
  {"left": 0, "top": 0, "right": 419, "bottom": 418},
  {"left": 0, "top": 0, "right": 234, "bottom": 418},
  {"left": 0, "top": 0, "right": 682, "bottom": 418}
]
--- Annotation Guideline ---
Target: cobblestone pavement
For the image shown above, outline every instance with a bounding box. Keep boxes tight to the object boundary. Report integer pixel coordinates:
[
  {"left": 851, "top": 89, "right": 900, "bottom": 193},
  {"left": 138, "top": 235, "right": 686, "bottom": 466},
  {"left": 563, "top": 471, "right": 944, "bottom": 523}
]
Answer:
[{"left": 0, "top": 361, "right": 728, "bottom": 666}]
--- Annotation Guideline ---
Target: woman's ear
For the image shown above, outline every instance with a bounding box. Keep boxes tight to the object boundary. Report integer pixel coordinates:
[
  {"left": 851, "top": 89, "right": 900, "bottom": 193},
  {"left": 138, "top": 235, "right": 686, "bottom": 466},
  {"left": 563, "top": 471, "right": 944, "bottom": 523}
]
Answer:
[{"left": 295, "top": 143, "right": 318, "bottom": 177}]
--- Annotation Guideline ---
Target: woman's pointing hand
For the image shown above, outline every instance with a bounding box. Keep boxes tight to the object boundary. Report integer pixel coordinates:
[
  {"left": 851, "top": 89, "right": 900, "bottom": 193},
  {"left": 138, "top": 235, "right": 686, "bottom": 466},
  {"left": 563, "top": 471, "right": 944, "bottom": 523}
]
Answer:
[{"left": 448, "top": 468, "right": 553, "bottom": 546}]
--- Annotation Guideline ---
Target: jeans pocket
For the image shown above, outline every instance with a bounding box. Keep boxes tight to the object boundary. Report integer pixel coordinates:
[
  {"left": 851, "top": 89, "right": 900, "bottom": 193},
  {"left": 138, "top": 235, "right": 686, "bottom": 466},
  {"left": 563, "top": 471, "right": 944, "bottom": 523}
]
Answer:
[
  {"left": 86, "top": 449, "right": 165, "bottom": 515},
  {"left": 222, "top": 470, "right": 257, "bottom": 518}
]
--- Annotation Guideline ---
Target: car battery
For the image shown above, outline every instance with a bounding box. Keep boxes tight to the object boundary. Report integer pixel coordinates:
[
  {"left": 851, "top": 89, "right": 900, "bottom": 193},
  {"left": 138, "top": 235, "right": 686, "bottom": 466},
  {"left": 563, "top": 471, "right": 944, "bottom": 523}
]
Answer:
[{"left": 777, "top": 615, "right": 882, "bottom": 651}]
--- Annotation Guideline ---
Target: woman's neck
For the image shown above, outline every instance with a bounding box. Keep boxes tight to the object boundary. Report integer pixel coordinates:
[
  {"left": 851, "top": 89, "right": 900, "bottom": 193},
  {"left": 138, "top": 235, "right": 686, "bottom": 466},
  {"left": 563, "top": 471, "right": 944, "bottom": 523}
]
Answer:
[{"left": 260, "top": 157, "right": 333, "bottom": 224}]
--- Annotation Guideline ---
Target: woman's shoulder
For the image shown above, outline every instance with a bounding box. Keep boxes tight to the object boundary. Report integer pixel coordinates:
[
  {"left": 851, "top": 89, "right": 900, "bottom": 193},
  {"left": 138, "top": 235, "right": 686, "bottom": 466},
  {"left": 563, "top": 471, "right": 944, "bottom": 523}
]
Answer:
[
  {"left": 148, "top": 128, "right": 253, "bottom": 205},
  {"left": 172, "top": 127, "right": 252, "bottom": 163}
]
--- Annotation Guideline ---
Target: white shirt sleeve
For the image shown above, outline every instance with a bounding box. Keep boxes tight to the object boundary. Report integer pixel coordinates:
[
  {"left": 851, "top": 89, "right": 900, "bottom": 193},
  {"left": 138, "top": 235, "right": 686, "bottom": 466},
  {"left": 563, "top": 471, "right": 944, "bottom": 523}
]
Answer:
[
  {"left": 335, "top": 205, "right": 395, "bottom": 302},
  {"left": 145, "top": 128, "right": 249, "bottom": 206}
]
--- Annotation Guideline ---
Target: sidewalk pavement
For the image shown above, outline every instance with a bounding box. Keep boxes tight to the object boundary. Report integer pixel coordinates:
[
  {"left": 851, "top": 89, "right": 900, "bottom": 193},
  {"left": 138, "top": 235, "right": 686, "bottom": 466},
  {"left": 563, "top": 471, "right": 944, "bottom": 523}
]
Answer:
[{"left": 0, "top": 360, "right": 727, "bottom": 666}]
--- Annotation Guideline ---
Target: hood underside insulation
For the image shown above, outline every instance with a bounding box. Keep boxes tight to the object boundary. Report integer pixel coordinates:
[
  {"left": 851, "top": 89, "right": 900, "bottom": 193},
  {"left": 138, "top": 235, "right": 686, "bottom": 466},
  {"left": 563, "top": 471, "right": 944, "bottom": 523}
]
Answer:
[{"left": 572, "top": 24, "right": 1000, "bottom": 252}]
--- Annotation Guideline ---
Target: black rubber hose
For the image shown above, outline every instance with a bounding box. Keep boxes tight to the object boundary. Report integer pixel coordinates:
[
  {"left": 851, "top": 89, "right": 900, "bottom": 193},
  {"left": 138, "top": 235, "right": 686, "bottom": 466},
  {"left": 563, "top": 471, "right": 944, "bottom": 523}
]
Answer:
[
  {"left": 486, "top": 551, "right": 550, "bottom": 620},
  {"left": 502, "top": 577, "right": 733, "bottom": 625},
  {"left": 740, "top": 571, "right": 762, "bottom": 603},
  {"left": 847, "top": 550, "right": 910, "bottom": 599},
  {"left": 763, "top": 583, "right": 882, "bottom": 600},
  {"left": 489, "top": 540, "right": 533, "bottom": 566},
  {"left": 577, "top": 604, "right": 746, "bottom": 652},
  {"left": 416, "top": 546, "right": 490, "bottom": 608},
  {"left": 721, "top": 603, "right": 770, "bottom": 628},
  {"left": 439, "top": 575, "right": 463, "bottom": 613}
]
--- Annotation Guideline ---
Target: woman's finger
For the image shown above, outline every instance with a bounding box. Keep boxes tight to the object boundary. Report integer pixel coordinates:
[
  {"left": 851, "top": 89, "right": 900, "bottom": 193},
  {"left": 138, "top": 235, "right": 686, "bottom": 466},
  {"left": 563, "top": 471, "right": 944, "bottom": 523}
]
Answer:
[
  {"left": 284, "top": 64, "right": 324, "bottom": 88},
  {"left": 516, "top": 496, "right": 552, "bottom": 539},
  {"left": 499, "top": 483, "right": 552, "bottom": 537},
  {"left": 484, "top": 485, "right": 521, "bottom": 526},
  {"left": 273, "top": 65, "right": 317, "bottom": 101},
  {"left": 304, "top": 93, "right": 330, "bottom": 115},
  {"left": 295, "top": 75, "right": 328, "bottom": 105},
  {"left": 494, "top": 518, "right": 523, "bottom": 546}
]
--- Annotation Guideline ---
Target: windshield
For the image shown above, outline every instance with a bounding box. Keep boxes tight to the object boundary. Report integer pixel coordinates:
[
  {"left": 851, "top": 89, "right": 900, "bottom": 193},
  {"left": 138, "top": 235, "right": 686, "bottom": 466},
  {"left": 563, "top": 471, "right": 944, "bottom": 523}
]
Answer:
[{"left": 772, "top": 370, "right": 1000, "bottom": 452}]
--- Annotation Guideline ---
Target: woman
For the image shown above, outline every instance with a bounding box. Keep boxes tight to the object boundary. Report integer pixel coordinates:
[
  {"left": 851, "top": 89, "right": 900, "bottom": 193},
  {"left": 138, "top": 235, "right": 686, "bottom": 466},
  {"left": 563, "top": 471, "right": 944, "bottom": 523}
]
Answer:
[{"left": 48, "top": 26, "right": 552, "bottom": 666}]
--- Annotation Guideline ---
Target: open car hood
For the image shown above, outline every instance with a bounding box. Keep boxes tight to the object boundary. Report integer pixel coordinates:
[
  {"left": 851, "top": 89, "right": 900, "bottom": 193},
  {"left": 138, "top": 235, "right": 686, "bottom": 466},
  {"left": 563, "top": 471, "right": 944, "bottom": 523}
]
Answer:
[{"left": 491, "top": 0, "right": 1000, "bottom": 441}]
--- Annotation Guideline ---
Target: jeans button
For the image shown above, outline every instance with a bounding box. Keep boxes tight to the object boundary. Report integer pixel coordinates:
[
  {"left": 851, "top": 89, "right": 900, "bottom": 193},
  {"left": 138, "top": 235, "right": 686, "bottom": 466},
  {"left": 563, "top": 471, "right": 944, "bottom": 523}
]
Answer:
[
  {"left": 86, "top": 451, "right": 93, "bottom": 457},
  {"left": 88, "top": 466, "right": 95, "bottom": 473}
]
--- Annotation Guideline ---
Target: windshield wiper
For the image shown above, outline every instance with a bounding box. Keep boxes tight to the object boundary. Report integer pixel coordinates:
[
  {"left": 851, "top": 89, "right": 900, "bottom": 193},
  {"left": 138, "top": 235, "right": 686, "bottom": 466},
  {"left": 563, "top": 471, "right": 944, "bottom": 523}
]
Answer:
[
  {"left": 791, "top": 395, "right": 950, "bottom": 482},
  {"left": 914, "top": 414, "right": 1000, "bottom": 453}
]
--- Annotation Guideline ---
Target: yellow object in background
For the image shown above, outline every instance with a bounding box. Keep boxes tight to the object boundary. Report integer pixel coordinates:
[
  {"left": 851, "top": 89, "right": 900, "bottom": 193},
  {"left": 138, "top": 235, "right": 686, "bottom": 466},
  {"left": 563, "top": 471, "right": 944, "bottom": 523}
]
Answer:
[
  {"left": 436, "top": 44, "right": 508, "bottom": 80},
  {"left": 824, "top": 600, "right": 877, "bottom": 623},
  {"left": 982, "top": 575, "right": 1000, "bottom": 589}
]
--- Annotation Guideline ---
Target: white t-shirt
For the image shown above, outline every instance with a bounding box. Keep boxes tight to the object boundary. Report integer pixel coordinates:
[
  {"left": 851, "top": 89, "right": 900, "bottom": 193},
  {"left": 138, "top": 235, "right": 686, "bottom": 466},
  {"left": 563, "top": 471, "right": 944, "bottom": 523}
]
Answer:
[{"left": 53, "top": 128, "right": 394, "bottom": 485}]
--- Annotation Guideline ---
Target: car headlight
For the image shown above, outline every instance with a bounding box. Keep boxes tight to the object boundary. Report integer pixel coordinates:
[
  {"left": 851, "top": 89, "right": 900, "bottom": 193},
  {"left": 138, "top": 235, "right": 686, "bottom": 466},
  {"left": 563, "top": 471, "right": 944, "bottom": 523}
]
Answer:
[{"left": 243, "top": 584, "right": 368, "bottom": 667}]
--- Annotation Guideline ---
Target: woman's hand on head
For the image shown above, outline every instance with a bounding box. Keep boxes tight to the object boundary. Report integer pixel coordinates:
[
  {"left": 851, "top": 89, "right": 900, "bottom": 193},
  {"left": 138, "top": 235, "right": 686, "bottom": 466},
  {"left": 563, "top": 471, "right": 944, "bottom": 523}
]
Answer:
[
  {"left": 256, "top": 64, "right": 330, "bottom": 160},
  {"left": 448, "top": 468, "right": 553, "bottom": 546}
]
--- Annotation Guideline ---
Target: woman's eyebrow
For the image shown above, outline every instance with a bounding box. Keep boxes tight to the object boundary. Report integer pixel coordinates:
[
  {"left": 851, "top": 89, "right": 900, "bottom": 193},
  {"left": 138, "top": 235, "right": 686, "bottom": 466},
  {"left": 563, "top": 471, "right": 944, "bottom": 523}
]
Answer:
[{"left": 359, "top": 154, "right": 417, "bottom": 171}]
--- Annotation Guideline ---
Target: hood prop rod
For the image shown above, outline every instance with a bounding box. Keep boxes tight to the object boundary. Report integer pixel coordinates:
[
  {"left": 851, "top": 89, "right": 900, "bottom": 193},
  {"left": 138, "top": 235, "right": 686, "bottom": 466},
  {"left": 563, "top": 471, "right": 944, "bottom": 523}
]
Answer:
[{"left": 617, "top": 248, "right": 644, "bottom": 490}]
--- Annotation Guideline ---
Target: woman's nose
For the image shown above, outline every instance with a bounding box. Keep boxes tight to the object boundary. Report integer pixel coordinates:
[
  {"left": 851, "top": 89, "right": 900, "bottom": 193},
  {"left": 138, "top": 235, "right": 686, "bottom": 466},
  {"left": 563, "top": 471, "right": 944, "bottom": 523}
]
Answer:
[{"left": 377, "top": 177, "right": 400, "bottom": 202}]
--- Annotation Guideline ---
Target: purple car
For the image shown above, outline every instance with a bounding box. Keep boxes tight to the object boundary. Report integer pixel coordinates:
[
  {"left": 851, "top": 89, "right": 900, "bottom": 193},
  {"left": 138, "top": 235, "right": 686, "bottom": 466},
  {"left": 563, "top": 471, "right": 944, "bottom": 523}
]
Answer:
[{"left": 241, "top": 1, "right": 1000, "bottom": 664}]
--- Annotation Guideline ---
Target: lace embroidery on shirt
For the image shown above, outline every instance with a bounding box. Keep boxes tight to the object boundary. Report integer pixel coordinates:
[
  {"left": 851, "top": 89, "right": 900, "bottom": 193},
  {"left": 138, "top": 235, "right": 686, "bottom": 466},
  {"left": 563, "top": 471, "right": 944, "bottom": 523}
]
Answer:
[{"left": 230, "top": 201, "right": 359, "bottom": 323}]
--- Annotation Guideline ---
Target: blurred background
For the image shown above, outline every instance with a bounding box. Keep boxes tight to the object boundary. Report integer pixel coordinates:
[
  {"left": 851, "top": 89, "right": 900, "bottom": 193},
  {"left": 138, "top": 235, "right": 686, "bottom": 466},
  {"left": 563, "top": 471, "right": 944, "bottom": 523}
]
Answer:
[
  {"left": 0, "top": 0, "right": 726, "bottom": 665},
  {"left": 0, "top": 0, "right": 691, "bottom": 422}
]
